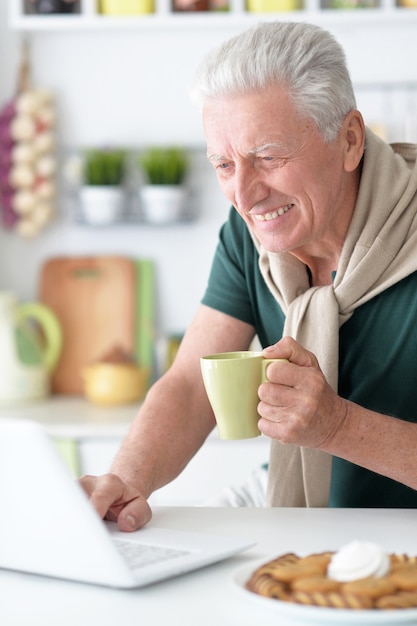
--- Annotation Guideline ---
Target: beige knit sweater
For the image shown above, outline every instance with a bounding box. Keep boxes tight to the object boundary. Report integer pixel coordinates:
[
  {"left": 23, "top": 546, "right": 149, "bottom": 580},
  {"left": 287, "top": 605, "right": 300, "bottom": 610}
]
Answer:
[{"left": 251, "top": 128, "right": 417, "bottom": 507}]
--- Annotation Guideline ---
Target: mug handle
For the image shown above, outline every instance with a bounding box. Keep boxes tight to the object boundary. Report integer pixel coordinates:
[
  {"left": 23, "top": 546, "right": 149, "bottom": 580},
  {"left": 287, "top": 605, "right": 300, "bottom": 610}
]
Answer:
[
  {"left": 17, "top": 303, "right": 62, "bottom": 372},
  {"left": 261, "top": 358, "right": 287, "bottom": 382}
]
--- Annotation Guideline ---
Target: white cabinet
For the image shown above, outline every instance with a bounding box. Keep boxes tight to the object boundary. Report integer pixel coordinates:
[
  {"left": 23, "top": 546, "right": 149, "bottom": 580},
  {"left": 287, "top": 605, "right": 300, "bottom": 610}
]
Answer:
[
  {"left": 78, "top": 434, "right": 270, "bottom": 505},
  {"left": 0, "top": 396, "right": 270, "bottom": 506}
]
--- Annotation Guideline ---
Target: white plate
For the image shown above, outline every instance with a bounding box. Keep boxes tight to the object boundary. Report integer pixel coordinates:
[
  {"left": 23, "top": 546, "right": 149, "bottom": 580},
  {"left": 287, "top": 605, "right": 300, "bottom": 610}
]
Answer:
[{"left": 233, "top": 561, "right": 417, "bottom": 625}]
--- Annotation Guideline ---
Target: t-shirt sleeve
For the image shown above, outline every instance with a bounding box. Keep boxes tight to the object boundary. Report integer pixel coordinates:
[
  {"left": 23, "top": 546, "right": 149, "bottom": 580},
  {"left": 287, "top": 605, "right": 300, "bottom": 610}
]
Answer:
[{"left": 201, "top": 207, "right": 255, "bottom": 326}]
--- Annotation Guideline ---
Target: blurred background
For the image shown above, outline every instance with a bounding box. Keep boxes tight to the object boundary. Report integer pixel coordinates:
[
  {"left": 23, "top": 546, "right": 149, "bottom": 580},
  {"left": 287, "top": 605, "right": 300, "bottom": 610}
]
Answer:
[{"left": 0, "top": 1, "right": 416, "bottom": 504}]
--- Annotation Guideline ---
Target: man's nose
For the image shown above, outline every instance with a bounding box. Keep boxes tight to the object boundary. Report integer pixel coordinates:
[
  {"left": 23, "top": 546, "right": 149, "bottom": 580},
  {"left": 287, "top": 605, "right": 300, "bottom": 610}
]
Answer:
[{"left": 234, "top": 165, "right": 268, "bottom": 211}]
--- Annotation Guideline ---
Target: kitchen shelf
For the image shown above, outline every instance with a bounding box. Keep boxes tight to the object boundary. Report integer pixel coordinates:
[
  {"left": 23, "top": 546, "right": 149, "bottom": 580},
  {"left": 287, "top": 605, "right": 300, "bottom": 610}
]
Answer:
[
  {"left": 67, "top": 190, "right": 200, "bottom": 227},
  {"left": 9, "top": 0, "right": 417, "bottom": 29},
  {"left": 71, "top": 212, "right": 198, "bottom": 227}
]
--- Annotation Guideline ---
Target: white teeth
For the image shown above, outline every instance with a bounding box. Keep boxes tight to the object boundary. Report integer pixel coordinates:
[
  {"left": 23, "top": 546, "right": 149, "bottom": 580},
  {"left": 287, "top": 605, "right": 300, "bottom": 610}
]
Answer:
[{"left": 255, "top": 204, "right": 291, "bottom": 221}]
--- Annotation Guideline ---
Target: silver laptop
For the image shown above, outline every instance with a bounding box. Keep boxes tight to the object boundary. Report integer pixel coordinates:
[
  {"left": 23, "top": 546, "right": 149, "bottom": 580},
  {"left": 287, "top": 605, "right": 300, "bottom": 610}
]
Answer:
[{"left": 0, "top": 418, "right": 254, "bottom": 588}]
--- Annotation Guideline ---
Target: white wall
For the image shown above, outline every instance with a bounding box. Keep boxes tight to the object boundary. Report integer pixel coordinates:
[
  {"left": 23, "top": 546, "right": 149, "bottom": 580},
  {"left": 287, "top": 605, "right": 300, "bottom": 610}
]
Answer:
[
  {"left": 2, "top": 5, "right": 417, "bottom": 339},
  {"left": 0, "top": 4, "right": 233, "bottom": 338}
]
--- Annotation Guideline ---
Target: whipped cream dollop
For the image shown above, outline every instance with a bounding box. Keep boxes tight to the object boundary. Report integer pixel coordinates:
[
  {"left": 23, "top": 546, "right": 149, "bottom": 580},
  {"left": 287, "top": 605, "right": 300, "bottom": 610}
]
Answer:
[{"left": 327, "top": 541, "right": 390, "bottom": 582}]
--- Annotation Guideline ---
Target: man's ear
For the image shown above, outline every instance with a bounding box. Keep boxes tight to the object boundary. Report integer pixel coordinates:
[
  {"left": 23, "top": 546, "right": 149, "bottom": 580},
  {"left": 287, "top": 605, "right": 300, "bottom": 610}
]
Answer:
[{"left": 343, "top": 110, "right": 366, "bottom": 173}]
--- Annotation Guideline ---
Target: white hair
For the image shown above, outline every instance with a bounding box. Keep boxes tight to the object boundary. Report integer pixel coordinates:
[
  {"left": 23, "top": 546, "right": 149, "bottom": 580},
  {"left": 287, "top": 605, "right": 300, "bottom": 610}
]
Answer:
[{"left": 189, "top": 21, "right": 357, "bottom": 143}]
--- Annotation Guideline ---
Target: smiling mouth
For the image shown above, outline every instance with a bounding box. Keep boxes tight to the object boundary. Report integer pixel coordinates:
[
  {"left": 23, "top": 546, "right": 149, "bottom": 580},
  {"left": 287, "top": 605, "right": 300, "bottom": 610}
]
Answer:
[{"left": 254, "top": 204, "right": 293, "bottom": 221}]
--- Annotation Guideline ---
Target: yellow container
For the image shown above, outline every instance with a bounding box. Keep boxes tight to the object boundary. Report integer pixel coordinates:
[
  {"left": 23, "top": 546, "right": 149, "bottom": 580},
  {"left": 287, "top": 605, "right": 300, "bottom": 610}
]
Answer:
[
  {"left": 247, "top": 0, "right": 300, "bottom": 10},
  {"left": 82, "top": 363, "right": 149, "bottom": 406},
  {"left": 99, "top": 0, "right": 154, "bottom": 14}
]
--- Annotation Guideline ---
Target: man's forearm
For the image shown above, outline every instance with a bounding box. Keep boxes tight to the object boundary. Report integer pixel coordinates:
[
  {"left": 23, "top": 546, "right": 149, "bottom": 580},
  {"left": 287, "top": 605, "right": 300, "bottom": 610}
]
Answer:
[
  {"left": 110, "top": 373, "right": 215, "bottom": 499},
  {"left": 322, "top": 399, "right": 417, "bottom": 491}
]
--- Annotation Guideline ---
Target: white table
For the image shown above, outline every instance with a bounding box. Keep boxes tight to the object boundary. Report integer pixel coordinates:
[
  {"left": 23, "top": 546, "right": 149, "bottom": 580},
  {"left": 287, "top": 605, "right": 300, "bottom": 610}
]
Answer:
[{"left": 2, "top": 506, "right": 417, "bottom": 626}]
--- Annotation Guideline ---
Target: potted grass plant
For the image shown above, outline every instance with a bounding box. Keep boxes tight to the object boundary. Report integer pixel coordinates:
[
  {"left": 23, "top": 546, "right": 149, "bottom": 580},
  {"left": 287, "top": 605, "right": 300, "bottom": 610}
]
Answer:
[
  {"left": 79, "top": 148, "right": 127, "bottom": 225},
  {"left": 138, "top": 146, "right": 189, "bottom": 225}
]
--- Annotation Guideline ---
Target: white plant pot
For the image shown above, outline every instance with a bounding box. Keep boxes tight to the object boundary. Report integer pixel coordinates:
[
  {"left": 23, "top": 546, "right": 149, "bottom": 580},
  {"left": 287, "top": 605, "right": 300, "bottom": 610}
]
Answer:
[
  {"left": 79, "top": 186, "right": 124, "bottom": 225},
  {"left": 140, "top": 185, "right": 186, "bottom": 225}
]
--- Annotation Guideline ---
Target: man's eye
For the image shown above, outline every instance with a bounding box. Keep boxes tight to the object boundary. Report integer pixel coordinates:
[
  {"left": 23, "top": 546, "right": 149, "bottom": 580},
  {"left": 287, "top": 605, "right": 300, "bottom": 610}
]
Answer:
[
  {"left": 215, "top": 162, "right": 234, "bottom": 175},
  {"left": 257, "top": 155, "right": 287, "bottom": 167},
  {"left": 259, "top": 155, "right": 279, "bottom": 163}
]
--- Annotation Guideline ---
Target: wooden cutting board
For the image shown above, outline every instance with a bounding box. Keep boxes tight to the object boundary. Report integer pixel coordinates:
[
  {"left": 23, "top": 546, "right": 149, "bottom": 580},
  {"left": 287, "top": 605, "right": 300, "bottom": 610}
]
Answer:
[{"left": 39, "top": 256, "right": 136, "bottom": 394}]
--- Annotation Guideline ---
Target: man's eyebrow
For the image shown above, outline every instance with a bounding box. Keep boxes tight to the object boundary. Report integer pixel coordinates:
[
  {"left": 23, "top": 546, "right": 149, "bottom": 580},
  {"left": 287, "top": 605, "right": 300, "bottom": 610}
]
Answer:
[
  {"left": 207, "top": 142, "right": 287, "bottom": 162},
  {"left": 207, "top": 153, "right": 225, "bottom": 162},
  {"left": 247, "top": 142, "right": 287, "bottom": 155}
]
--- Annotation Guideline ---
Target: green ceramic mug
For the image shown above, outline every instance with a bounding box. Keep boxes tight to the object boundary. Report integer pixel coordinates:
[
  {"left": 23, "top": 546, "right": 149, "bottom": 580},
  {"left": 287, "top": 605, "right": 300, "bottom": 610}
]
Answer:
[{"left": 200, "top": 351, "right": 286, "bottom": 440}]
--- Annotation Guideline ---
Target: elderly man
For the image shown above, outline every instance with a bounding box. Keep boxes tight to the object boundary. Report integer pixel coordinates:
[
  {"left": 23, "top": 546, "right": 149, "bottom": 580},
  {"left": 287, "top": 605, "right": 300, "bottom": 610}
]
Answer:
[{"left": 81, "top": 21, "right": 417, "bottom": 530}]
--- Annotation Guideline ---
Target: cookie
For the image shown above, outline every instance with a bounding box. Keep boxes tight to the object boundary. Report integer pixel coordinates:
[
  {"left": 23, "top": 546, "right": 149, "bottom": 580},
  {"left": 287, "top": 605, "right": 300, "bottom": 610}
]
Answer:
[
  {"left": 268, "top": 561, "right": 327, "bottom": 583},
  {"left": 391, "top": 554, "right": 417, "bottom": 568},
  {"left": 292, "top": 575, "right": 341, "bottom": 593},
  {"left": 389, "top": 569, "right": 417, "bottom": 591},
  {"left": 376, "top": 591, "right": 417, "bottom": 610},
  {"left": 245, "top": 572, "right": 289, "bottom": 600},
  {"left": 266, "top": 553, "right": 331, "bottom": 584},
  {"left": 342, "top": 577, "right": 397, "bottom": 600},
  {"left": 253, "top": 553, "right": 299, "bottom": 576},
  {"left": 298, "top": 553, "right": 333, "bottom": 572},
  {"left": 292, "top": 590, "right": 373, "bottom": 609}
]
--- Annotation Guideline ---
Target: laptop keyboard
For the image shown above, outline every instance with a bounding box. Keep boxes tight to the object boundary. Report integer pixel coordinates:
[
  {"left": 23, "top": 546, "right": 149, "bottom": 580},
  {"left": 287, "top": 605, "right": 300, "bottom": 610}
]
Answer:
[{"left": 113, "top": 539, "right": 190, "bottom": 571}]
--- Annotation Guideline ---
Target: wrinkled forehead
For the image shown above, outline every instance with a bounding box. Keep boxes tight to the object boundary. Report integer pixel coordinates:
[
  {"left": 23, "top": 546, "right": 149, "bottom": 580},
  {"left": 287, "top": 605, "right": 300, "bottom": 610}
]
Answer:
[{"left": 202, "top": 87, "right": 313, "bottom": 156}]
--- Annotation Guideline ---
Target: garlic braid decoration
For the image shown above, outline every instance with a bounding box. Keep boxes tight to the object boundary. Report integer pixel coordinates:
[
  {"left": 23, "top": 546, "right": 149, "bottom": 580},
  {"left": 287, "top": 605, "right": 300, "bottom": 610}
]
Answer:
[
  {"left": 10, "top": 89, "right": 57, "bottom": 237},
  {"left": 0, "top": 40, "right": 57, "bottom": 238}
]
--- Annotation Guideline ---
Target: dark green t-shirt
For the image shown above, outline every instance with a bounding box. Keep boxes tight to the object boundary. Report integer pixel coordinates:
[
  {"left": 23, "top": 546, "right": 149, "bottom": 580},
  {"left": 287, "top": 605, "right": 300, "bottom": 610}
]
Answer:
[{"left": 202, "top": 208, "right": 417, "bottom": 508}]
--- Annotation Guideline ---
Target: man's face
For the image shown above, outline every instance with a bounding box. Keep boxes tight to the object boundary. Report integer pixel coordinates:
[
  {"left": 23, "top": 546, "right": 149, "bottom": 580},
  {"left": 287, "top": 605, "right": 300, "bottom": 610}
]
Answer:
[{"left": 203, "top": 85, "right": 357, "bottom": 258}]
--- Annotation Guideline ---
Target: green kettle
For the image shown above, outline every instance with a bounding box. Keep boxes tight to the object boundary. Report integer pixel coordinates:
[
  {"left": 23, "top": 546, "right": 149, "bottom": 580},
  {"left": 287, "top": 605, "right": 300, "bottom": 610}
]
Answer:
[{"left": 0, "top": 292, "right": 62, "bottom": 403}]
